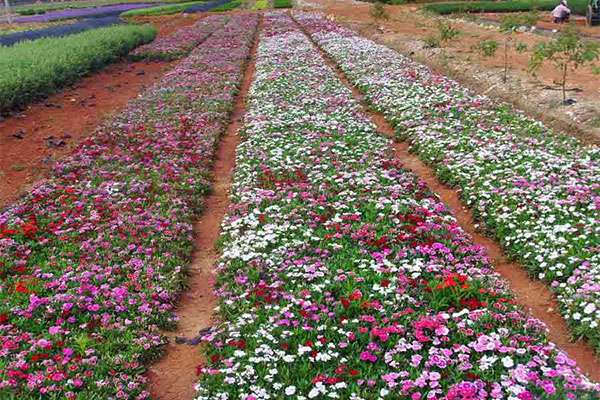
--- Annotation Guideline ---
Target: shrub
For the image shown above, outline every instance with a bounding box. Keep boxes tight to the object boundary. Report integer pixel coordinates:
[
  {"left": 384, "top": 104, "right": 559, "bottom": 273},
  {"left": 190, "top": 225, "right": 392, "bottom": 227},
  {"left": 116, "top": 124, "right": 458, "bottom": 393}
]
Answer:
[
  {"left": 274, "top": 0, "right": 293, "bottom": 8},
  {"left": 121, "top": 1, "right": 204, "bottom": 17},
  {"left": 472, "top": 38, "right": 499, "bottom": 57}
]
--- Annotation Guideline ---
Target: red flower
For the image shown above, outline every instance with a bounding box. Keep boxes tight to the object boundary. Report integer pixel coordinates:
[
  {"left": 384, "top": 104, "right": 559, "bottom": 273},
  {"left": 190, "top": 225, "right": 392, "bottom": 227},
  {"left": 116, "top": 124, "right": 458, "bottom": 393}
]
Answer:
[
  {"left": 0, "top": 314, "right": 8, "bottom": 324},
  {"left": 340, "top": 297, "right": 350, "bottom": 309},
  {"left": 15, "top": 281, "right": 29, "bottom": 294},
  {"left": 349, "top": 289, "right": 362, "bottom": 301}
]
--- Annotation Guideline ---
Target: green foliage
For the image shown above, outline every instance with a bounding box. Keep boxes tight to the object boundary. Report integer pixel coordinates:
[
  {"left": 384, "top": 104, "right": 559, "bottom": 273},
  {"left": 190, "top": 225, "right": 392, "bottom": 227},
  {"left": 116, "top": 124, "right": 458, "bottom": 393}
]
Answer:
[
  {"left": 500, "top": 11, "right": 539, "bottom": 31},
  {"left": 121, "top": 1, "right": 203, "bottom": 16},
  {"left": 473, "top": 39, "right": 499, "bottom": 57},
  {"left": 14, "top": 0, "right": 166, "bottom": 16},
  {"left": 424, "top": 0, "right": 587, "bottom": 16},
  {"left": 211, "top": 0, "right": 243, "bottom": 11},
  {"left": 438, "top": 20, "right": 460, "bottom": 42},
  {"left": 515, "top": 41, "right": 528, "bottom": 53},
  {"left": 252, "top": 0, "right": 269, "bottom": 10},
  {"left": 273, "top": 0, "right": 293, "bottom": 8},
  {"left": 0, "top": 24, "right": 156, "bottom": 114},
  {"left": 424, "top": 34, "right": 440, "bottom": 48},
  {"left": 370, "top": 2, "right": 389, "bottom": 20},
  {"left": 529, "top": 25, "right": 600, "bottom": 102}
]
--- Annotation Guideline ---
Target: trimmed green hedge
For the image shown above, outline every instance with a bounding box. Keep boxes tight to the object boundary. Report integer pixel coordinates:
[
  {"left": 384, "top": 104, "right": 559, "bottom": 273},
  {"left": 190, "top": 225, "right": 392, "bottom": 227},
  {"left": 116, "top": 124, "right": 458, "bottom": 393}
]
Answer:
[
  {"left": 424, "top": 0, "right": 587, "bottom": 15},
  {"left": 0, "top": 24, "right": 156, "bottom": 114},
  {"left": 121, "top": 1, "right": 205, "bottom": 16},
  {"left": 273, "top": 0, "right": 293, "bottom": 8},
  {"left": 14, "top": 0, "right": 166, "bottom": 16}
]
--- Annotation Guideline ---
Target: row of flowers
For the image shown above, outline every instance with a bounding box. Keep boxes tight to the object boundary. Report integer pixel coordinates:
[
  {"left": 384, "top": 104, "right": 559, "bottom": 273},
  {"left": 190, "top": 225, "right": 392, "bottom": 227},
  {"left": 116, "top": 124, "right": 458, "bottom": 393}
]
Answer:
[
  {"left": 194, "top": 12, "right": 598, "bottom": 400},
  {"left": 0, "top": 14, "right": 258, "bottom": 399},
  {"left": 292, "top": 11, "right": 600, "bottom": 352},
  {"left": 131, "top": 15, "right": 228, "bottom": 60}
]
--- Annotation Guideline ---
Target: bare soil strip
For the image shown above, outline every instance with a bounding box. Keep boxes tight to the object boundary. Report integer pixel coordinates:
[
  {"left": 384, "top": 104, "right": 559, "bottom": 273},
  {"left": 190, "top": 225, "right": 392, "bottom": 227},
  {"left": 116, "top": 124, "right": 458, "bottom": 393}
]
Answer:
[
  {"left": 293, "top": 14, "right": 600, "bottom": 381},
  {"left": 145, "top": 16, "right": 261, "bottom": 400}
]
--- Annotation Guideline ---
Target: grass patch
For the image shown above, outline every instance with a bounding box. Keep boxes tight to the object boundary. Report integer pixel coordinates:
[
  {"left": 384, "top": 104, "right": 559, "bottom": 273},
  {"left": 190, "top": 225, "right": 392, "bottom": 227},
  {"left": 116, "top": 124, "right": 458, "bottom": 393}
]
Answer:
[
  {"left": 273, "top": 0, "right": 292, "bottom": 8},
  {"left": 424, "top": 0, "right": 587, "bottom": 16},
  {"left": 121, "top": 1, "right": 205, "bottom": 16},
  {"left": 0, "top": 24, "right": 156, "bottom": 114},
  {"left": 14, "top": 0, "right": 166, "bottom": 16},
  {"left": 252, "top": 0, "right": 269, "bottom": 10}
]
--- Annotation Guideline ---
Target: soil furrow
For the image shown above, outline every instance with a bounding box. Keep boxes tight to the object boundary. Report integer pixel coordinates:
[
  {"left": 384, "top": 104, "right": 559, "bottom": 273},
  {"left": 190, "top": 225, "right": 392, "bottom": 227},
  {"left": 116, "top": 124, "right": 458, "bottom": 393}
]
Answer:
[
  {"left": 292, "top": 12, "right": 600, "bottom": 381},
  {"left": 145, "top": 15, "right": 261, "bottom": 400}
]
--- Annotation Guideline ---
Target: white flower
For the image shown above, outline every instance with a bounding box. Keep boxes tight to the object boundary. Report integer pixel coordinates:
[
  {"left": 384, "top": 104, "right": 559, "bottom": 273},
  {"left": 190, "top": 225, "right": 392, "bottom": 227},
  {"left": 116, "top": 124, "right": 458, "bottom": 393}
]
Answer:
[
  {"left": 583, "top": 303, "right": 596, "bottom": 314},
  {"left": 285, "top": 386, "right": 297, "bottom": 396},
  {"left": 502, "top": 356, "right": 514, "bottom": 368}
]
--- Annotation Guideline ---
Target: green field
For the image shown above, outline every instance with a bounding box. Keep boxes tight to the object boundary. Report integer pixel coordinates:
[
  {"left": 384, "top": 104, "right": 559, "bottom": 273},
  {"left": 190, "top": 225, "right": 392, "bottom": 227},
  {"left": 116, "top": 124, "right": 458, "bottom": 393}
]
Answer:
[
  {"left": 121, "top": 1, "right": 205, "bottom": 17},
  {"left": 12, "top": 0, "right": 172, "bottom": 16},
  {"left": 424, "top": 0, "right": 588, "bottom": 15},
  {"left": 273, "top": 0, "right": 293, "bottom": 8},
  {"left": 0, "top": 24, "right": 156, "bottom": 113}
]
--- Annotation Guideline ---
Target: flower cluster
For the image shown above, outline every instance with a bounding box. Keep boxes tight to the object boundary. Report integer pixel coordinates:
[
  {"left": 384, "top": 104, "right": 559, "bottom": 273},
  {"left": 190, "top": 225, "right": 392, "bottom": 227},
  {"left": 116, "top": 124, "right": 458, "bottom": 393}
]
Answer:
[
  {"left": 0, "top": 14, "right": 258, "bottom": 399},
  {"left": 131, "top": 15, "right": 229, "bottom": 61},
  {"left": 195, "top": 12, "right": 598, "bottom": 400},
  {"left": 293, "top": 11, "right": 600, "bottom": 352}
]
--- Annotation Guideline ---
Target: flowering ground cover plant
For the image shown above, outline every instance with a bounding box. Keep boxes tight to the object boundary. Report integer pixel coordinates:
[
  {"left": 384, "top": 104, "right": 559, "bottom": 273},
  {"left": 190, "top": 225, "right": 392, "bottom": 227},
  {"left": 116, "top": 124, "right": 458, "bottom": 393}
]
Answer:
[
  {"left": 195, "top": 12, "right": 599, "bottom": 399},
  {"left": 293, "top": 11, "right": 600, "bottom": 353},
  {"left": 0, "top": 14, "right": 258, "bottom": 399},
  {"left": 131, "top": 15, "right": 228, "bottom": 60}
]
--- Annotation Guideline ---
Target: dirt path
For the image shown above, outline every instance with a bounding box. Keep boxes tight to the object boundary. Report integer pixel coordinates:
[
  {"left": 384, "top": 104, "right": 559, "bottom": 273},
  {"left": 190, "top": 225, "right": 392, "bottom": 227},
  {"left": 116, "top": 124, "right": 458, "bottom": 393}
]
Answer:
[
  {"left": 293, "top": 14, "right": 600, "bottom": 381},
  {"left": 145, "top": 16, "right": 260, "bottom": 400}
]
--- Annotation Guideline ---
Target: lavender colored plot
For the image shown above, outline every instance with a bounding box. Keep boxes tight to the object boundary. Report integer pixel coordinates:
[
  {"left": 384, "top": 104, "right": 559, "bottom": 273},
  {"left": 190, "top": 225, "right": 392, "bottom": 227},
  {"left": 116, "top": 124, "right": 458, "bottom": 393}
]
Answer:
[
  {"left": 14, "top": 3, "right": 152, "bottom": 23},
  {"left": 0, "top": 16, "right": 121, "bottom": 46}
]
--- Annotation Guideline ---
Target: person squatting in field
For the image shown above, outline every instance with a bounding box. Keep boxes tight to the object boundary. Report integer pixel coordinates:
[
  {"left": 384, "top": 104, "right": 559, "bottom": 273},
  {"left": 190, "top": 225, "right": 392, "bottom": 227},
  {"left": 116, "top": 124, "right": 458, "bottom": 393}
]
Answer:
[{"left": 552, "top": 0, "right": 571, "bottom": 23}]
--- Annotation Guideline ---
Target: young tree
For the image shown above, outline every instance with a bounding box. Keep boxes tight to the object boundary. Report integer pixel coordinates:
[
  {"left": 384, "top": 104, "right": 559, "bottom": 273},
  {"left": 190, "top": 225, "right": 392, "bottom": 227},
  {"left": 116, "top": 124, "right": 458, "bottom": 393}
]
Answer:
[
  {"left": 499, "top": 13, "right": 538, "bottom": 83},
  {"left": 370, "top": 1, "right": 389, "bottom": 22},
  {"left": 529, "top": 24, "right": 600, "bottom": 104}
]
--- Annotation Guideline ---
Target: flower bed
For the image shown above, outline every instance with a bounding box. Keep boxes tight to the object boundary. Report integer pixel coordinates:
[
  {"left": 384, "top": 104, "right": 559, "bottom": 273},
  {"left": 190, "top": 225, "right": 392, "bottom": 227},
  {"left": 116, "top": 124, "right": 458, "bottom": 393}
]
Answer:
[
  {"left": 0, "top": 13, "right": 258, "bottom": 399},
  {"left": 131, "top": 15, "right": 228, "bottom": 60},
  {"left": 194, "top": 12, "right": 598, "bottom": 400},
  {"left": 293, "top": 11, "right": 600, "bottom": 353}
]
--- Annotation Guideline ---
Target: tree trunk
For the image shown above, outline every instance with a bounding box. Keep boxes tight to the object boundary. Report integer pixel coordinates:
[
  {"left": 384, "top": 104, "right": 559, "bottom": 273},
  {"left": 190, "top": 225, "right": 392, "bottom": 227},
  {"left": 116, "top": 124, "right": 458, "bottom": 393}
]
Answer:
[
  {"left": 503, "top": 39, "right": 508, "bottom": 83},
  {"left": 562, "top": 63, "right": 568, "bottom": 103}
]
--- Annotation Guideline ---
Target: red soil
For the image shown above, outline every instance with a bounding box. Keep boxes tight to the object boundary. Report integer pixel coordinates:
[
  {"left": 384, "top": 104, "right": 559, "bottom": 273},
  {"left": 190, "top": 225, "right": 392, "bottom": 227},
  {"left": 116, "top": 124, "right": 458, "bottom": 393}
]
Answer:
[
  {"left": 296, "top": 16, "right": 600, "bottom": 381},
  {"left": 145, "top": 15, "right": 261, "bottom": 400}
]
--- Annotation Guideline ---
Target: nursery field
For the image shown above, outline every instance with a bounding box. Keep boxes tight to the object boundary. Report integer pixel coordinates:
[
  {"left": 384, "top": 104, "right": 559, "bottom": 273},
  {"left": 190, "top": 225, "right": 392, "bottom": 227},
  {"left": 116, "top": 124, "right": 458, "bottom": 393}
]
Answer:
[{"left": 0, "top": 4, "right": 599, "bottom": 400}]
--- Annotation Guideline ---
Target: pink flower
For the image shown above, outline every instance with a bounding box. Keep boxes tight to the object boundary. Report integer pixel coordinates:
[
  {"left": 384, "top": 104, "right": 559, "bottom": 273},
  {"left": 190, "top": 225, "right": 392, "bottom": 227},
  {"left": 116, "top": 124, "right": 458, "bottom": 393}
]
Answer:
[{"left": 359, "top": 351, "right": 377, "bottom": 363}]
